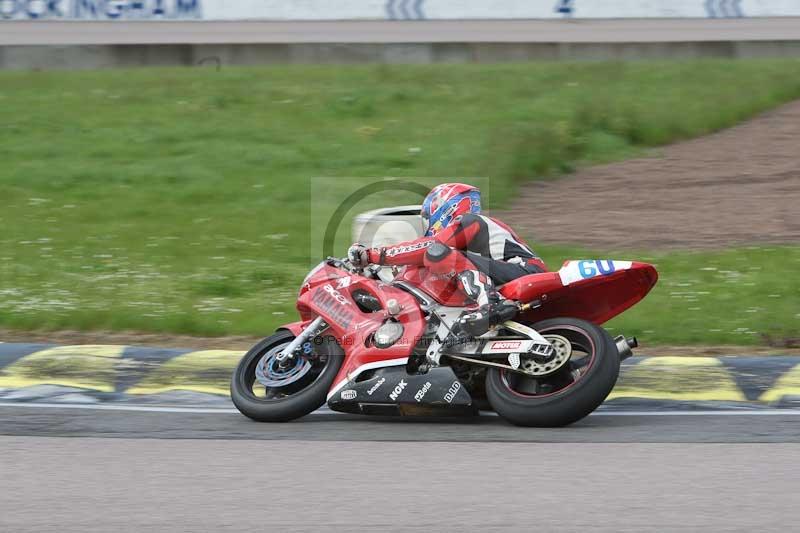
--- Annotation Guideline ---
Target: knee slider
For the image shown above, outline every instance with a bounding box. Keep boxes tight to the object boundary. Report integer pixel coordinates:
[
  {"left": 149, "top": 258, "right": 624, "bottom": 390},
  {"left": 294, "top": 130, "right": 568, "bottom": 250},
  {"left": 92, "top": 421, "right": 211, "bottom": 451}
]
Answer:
[{"left": 425, "top": 241, "right": 452, "bottom": 263}]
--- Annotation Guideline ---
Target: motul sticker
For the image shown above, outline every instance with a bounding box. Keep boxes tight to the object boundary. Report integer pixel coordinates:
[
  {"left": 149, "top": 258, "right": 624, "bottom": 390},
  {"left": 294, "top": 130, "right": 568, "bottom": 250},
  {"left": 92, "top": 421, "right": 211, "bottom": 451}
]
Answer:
[{"left": 490, "top": 340, "right": 523, "bottom": 351}]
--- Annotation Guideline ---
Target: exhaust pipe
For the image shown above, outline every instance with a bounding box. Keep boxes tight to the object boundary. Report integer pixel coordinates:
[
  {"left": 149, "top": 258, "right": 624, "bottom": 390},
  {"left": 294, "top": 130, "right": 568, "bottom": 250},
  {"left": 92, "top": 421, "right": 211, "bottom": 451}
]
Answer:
[{"left": 615, "top": 335, "right": 638, "bottom": 361}]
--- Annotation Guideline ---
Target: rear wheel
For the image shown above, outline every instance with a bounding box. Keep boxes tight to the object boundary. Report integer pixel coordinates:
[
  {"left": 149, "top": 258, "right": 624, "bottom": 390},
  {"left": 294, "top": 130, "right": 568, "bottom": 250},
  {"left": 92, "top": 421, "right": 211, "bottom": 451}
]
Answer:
[
  {"left": 485, "top": 317, "right": 619, "bottom": 427},
  {"left": 231, "top": 330, "right": 344, "bottom": 422}
]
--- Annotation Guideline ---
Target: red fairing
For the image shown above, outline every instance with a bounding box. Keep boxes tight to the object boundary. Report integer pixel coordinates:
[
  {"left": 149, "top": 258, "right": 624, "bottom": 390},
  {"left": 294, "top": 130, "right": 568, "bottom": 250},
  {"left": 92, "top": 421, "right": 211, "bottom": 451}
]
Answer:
[
  {"left": 276, "top": 320, "right": 311, "bottom": 337},
  {"left": 394, "top": 265, "right": 472, "bottom": 307},
  {"left": 500, "top": 261, "right": 658, "bottom": 325},
  {"left": 296, "top": 263, "right": 427, "bottom": 394}
]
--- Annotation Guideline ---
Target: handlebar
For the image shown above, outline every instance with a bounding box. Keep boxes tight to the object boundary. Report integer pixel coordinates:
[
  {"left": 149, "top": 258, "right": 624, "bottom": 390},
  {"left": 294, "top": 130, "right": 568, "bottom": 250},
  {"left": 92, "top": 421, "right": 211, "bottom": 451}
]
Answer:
[{"left": 326, "top": 257, "right": 382, "bottom": 280}]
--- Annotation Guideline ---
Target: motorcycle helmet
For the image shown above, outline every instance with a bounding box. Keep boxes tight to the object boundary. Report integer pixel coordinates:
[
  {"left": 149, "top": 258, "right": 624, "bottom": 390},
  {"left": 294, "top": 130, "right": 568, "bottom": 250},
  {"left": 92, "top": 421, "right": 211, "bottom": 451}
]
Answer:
[{"left": 421, "top": 183, "right": 482, "bottom": 237}]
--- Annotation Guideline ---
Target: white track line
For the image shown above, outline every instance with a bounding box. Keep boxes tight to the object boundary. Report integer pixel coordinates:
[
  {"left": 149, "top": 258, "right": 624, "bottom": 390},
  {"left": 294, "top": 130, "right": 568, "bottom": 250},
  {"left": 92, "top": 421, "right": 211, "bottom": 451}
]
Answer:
[
  {"left": 1, "top": 401, "right": 800, "bottom": 417},
  {"left": 0, "top": 402, "right": 240, "bottom": 414},
  {"left": 592, "top": 410, "right": 800, "bottom": 416}
]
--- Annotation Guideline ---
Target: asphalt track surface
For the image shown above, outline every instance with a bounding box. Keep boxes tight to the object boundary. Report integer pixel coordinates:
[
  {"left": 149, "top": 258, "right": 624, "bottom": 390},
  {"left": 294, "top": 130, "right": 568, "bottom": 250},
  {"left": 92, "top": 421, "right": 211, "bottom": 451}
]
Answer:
[
  {"left": 2, "top": 405, "right": 799, "bottom": 531},
  {"left": 2, "top": 404, "right": 800, "bottom": 442},
  {"left": 3, "top": 18, "right": 800, "bottom": 46}
]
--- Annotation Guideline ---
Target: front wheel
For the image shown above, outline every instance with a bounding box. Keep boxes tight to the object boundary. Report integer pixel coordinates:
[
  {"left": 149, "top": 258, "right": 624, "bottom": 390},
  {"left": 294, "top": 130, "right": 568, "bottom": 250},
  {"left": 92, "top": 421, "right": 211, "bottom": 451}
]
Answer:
[
  {"left": 486, "top": 317, "right": 619, "bottom": 427},
  {"left": 231, "top": 330, "right": 344, "bottom": 422}
]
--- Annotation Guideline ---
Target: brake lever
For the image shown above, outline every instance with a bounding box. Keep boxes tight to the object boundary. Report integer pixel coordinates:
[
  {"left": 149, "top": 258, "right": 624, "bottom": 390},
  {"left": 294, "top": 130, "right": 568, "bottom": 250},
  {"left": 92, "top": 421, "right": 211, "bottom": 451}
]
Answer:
[
  {"left": 363, "top": 264, "right": 382, "bottom": 279},
  {"left": 342, "top": 258, "right": 365, "bottom": 275}
]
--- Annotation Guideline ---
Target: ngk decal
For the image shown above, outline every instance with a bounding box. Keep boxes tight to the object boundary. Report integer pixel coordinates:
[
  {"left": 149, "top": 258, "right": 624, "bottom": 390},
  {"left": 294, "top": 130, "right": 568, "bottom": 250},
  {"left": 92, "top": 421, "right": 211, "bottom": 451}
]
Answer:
[
  {"left": 389, "top": 380, "right": 407, "bottom": 401},
  {"left": 367, "top": 377, "right": 386, "bottom": 396},
  {"left": 444, "top": 381, "right": 461, "bottom": 403},
  {"left": 340, "top": 390, "right": 357, "bottom": 400},
  {"left": 490, "top": 340, "right": 523, "bottom": 351},
  {"left": 414, "top": 382, "right": 432, "bottom": 402}
]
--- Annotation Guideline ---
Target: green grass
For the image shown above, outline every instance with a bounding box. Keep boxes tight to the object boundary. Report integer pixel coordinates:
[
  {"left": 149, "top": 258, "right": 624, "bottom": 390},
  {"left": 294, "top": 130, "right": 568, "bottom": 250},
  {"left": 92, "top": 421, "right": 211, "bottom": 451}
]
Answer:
[{"left": 1, "top": 60, "right": 800, "bottom": 345}]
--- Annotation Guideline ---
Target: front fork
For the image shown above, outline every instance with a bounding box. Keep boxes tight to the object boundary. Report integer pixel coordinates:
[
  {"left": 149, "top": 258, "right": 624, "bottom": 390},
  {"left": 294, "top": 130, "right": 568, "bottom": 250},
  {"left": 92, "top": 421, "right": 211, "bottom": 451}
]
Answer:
[{"left": 275, "top": 316, "right": 328, "bottom": 362}]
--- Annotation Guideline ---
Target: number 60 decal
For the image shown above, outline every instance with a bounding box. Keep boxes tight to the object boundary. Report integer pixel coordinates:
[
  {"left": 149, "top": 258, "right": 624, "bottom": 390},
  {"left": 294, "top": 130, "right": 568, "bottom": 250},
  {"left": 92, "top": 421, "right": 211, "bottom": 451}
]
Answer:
[
  {"left": 578, "top": 260, "right": 616, "bottom": 278},
  {"left": 559, "top": 260, "right": 633, "bottom": 286}
]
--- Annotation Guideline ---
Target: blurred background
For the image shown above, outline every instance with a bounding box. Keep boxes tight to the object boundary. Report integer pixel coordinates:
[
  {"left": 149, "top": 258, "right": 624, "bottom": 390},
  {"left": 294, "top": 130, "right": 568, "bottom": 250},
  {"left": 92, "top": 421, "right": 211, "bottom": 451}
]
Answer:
[
  {"left": 1, "top": 2, "right": 799, "bottom": 351},
  {"left": 2, "top": 4, "right": 800, "bottom": 533}
]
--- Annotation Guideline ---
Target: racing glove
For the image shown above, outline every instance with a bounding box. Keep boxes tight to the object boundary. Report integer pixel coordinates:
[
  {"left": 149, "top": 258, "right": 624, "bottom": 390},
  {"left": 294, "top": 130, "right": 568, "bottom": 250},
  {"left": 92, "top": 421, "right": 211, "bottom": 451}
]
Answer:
[{"left": 347, "top": 243, "right": 371, "bottom": 267}]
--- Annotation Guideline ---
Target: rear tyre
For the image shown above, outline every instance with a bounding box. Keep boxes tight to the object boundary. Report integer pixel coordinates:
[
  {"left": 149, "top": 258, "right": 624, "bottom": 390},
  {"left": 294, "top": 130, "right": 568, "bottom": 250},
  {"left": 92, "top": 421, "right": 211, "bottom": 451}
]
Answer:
[
  {"left": 485, "top": 317, "right": 619, "bottom": 427},
  {"left": 231, "top": 330, "right": 344, "bottom": 422}
]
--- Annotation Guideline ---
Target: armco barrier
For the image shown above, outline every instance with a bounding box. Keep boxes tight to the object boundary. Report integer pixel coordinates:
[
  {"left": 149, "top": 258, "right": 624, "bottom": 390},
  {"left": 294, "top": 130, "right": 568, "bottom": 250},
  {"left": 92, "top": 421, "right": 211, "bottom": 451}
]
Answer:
[
  {"left": 3, "top": 40, "right": 800, "bottom": 70},
  {"left": 1, "top": 342, "right": 799, "bottom": 406},
  {"left": 2, "top": 0, "right": 800, "bottom": 21},
  {"left": 3, "top": 18, "right": 800, "bottom": 68}
]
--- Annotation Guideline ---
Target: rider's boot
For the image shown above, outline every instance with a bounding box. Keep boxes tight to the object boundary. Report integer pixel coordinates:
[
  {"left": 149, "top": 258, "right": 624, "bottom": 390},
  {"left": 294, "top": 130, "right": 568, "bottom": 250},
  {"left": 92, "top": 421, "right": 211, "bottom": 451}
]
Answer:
[{"left": 456, "top": 270, "right": 518, "bottom": 337}]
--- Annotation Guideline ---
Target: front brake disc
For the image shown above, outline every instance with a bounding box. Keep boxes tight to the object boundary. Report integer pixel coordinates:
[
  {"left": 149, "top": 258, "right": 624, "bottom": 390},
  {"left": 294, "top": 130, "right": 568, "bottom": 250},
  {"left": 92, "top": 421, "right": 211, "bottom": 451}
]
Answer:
[{"left": 255, "top": 344, "right": 313, "bottom": 387}]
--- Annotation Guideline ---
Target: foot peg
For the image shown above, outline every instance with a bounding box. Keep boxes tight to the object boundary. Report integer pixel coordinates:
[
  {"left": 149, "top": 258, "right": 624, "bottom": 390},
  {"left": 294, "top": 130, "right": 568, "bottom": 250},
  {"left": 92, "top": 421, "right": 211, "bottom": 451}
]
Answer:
[{"left": 457, "top": 301, "right": 519, "bottom": 337}]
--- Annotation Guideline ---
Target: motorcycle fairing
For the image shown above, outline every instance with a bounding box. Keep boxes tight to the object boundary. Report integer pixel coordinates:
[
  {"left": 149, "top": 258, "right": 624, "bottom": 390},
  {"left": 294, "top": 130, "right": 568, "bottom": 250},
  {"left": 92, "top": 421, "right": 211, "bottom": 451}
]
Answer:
[
  {"left": 279, "top": 257, "right": 656, "bottom": 409},
  {"left": 393, "top": 266, "right": 473, "bottom": 307},
  {"left": 500, "top": 259, "right": 658, "bottom": 325},
  {"left": 297, "top": 262, "right": 428, "bottom": 401},
  {"left": 276, "top": 320, "right": 310, "bottom": 338},
  {"left": 327, "top": 365, "right": 475, "bottom": 416}
]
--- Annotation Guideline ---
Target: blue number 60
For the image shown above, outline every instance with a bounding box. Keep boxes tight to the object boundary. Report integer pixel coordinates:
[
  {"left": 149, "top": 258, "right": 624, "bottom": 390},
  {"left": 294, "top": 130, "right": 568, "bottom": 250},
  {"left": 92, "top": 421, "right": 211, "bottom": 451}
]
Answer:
[{"left": 578, "top": 260, "right": 597, "bottom": 278}]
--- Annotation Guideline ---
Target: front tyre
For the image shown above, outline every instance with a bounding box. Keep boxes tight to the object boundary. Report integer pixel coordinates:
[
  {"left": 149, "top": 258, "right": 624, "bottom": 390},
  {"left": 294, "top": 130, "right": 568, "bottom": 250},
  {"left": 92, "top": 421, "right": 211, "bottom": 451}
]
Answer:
[
  {"left": 486, "top": 317, "right": 619, "bottom": 427},
  {"left": 231, "top": 330, "right": 344, "bottom": 422}
]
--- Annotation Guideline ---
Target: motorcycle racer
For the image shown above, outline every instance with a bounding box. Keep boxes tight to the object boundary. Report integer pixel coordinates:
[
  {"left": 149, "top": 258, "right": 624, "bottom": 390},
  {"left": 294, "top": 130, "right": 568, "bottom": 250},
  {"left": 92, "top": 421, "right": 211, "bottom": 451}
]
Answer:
[{"left": 348, "top": 183, "right": 547, "bottom": 336}]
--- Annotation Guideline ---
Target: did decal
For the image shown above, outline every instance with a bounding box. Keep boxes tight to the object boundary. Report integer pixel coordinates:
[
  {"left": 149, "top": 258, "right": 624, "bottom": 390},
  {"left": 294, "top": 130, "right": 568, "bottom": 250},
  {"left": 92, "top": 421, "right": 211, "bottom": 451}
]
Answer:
[{"left": 444, "top": 381, "right": 461, "bottom": 403}]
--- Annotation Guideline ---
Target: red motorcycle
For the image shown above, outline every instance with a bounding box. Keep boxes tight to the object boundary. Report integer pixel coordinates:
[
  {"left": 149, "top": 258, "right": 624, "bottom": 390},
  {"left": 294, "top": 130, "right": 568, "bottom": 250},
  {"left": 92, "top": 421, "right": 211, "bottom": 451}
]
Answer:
[{"left": 231, "top": 256, "right": 657, "bottom": 426}]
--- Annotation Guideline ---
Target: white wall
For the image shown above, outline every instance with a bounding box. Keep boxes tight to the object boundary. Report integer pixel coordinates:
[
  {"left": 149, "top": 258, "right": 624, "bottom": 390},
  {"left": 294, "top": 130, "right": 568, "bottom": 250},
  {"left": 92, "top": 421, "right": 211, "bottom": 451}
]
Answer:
[{"left": 2, "top": 0, "right": 800, "bottom": 21}]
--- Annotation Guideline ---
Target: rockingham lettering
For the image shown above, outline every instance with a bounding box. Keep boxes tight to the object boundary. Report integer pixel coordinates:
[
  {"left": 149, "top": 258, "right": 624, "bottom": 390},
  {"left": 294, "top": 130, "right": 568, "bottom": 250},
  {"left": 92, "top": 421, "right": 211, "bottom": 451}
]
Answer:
[{"left": 0, "top": 0, "right": 202, "bottom": 19}]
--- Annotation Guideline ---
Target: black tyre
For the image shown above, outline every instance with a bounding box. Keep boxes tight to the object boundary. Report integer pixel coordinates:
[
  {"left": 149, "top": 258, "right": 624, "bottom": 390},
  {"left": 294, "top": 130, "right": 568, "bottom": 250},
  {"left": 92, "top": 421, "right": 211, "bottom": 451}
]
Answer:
[
  {"left": 486, "top": 317, "right": 619, "bottom": 427},
  {"left": 231, "top": 330, "right": 344, "bottom": 422}
]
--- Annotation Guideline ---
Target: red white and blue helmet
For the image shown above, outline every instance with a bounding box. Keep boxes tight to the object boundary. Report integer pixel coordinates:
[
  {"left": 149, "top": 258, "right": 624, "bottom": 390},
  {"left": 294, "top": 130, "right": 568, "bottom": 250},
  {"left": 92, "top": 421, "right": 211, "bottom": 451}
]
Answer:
[{"left": 421, "top": 183, "right": 481, "bottom": 237}]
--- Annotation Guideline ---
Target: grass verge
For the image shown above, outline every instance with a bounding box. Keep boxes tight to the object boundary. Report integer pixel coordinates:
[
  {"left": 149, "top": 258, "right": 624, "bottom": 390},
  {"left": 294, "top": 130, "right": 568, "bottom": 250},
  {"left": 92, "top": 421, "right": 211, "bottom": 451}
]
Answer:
[{"left": 1, "top": 61, "right": 799, "bottom": 345}]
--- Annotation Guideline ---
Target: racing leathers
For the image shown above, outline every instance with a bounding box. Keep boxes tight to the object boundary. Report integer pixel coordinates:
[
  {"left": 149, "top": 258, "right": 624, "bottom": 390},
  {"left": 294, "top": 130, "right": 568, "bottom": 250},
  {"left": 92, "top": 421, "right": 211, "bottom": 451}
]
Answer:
[{"left": 361, "top": 213, "right": 547, "bottom": 336}]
